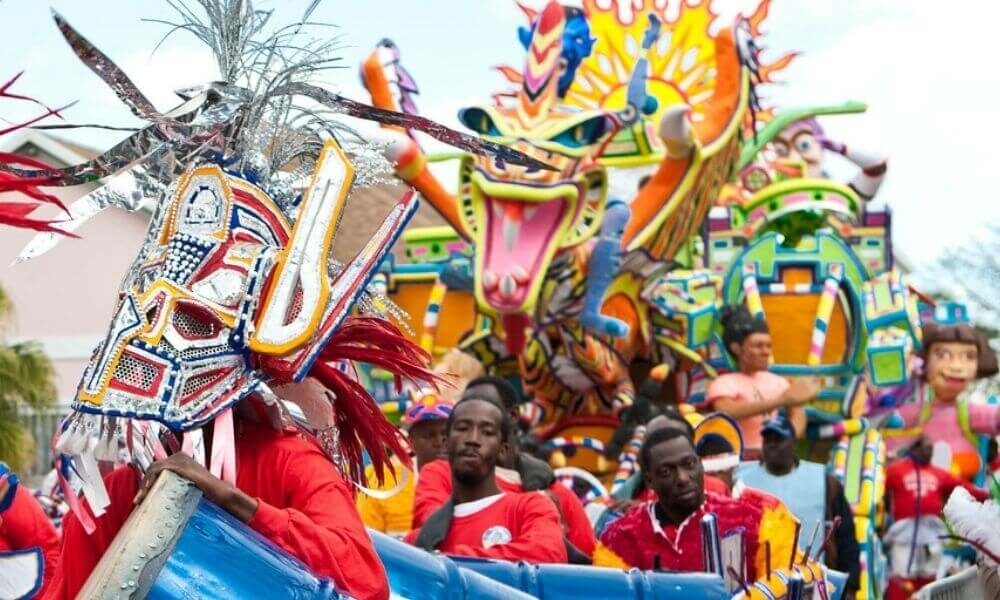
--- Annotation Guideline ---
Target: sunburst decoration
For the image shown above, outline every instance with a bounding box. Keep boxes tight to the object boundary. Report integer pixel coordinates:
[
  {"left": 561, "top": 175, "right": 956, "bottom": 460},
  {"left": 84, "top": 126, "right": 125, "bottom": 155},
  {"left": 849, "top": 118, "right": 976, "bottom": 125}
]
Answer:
[
  {"left": 497, "top": 0, "right": 795, "bottom": 128},
  {"left": 571, "top": 0, "right": 793, "bottom": 122}
]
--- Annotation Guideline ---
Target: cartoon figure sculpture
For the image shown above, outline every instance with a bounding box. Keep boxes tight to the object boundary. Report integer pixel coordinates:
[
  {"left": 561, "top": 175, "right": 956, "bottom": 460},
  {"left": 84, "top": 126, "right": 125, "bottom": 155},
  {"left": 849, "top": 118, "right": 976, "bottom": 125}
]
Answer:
[
  {"left": 767, "top": 116, "right": 887, "bottom": 201},
  {"left": 362, "top": 0, "right": 771, "bottom": 471},
  {"left": 883, "top": 303, "right": 1000, "bottom": 480},
  {"left": 704, "top": 103, "right": 906, "bottom": 600}
]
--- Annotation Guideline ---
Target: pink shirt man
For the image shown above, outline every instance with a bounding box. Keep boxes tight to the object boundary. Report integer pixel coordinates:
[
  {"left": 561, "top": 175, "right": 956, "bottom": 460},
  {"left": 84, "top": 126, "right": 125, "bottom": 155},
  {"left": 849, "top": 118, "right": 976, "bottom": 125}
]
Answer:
[{"left": 707, "top": 371, "right": 789, "bottom": 449}]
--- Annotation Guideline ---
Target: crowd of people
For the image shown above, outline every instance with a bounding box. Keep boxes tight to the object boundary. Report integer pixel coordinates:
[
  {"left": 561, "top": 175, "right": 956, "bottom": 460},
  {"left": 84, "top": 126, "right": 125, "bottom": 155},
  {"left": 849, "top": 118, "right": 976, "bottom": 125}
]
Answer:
[
  {"left": 0, "top": 303, "right": 995, "bottom": 600},
  {"left": 0, "top": 299, "right": 994, "bottom": 600}
]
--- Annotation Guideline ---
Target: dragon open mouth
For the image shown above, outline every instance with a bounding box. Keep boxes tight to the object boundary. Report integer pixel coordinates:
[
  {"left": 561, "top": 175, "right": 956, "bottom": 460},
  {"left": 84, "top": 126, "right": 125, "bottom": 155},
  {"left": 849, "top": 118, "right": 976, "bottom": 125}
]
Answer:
[{"left": 478, "top": 193, "right": 569, "bottom": 312}]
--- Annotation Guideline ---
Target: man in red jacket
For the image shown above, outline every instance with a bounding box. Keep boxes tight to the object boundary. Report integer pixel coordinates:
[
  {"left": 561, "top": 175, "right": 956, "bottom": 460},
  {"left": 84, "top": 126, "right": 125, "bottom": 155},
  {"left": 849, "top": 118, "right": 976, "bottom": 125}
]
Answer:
[
  {"left": 405, "top": 396, "right": 568, "bottom": 563},
  {"left": 0, "top": 466, "right": 60, "bottom": 598},
  {"left": 48, "top": 416, "right": 390, "bottom": 600},
  {"left": 884, "top": 436, "right": 989, "bottom": 600},
  {"left": 413, "top": 377, "right": 595, "bottom": 560}
]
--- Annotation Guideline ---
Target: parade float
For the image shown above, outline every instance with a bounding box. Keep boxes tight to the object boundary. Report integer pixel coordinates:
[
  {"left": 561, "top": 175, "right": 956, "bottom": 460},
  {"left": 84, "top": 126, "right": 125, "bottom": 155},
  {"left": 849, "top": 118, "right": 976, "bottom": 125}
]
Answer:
[
  {"left": 0, "top": 1, "right": 849, "bottom": 597},
  {"left": 361, "top": 0, "right": 782, "bottom": 478},
  {"left": 359, "top": 3, "right": 964, "bottom": 598},
  {"left": 2, "top": 0, "right": 993, "bottom": 598}
]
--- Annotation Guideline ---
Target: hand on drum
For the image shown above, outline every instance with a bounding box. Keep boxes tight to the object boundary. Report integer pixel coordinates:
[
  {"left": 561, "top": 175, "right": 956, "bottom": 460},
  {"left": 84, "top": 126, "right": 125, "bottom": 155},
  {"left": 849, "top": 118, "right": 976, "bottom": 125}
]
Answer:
[{"left": 134, "top": 453, "right": 259, "bottom": 522}]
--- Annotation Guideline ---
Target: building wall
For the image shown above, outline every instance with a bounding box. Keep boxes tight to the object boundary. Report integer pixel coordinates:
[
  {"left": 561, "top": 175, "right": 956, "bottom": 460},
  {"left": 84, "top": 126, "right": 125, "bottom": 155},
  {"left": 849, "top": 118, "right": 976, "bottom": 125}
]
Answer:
[{"left": 0, "top": 185, "right": 150, "bottom": 405}]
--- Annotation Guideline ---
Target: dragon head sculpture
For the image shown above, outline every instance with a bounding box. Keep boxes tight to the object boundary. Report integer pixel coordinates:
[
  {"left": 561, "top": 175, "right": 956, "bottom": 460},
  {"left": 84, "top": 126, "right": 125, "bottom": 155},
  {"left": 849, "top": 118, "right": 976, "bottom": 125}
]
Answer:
[{"left": 455, "top": 2, "right": 619, "bottom": 336}]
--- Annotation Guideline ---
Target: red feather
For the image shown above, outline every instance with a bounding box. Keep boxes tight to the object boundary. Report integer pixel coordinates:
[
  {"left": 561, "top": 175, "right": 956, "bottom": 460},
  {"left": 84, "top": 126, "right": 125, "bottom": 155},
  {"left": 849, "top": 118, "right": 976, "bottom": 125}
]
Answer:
[
  {"left": 0, "top": 72, "right": 75, "bottom": 226},
  {"left": 0, "top": 205, "right": 79, "bottom": 236},
  {"left": 0, "top": 203, "right": 40, "bottom": 219},
  {"left": 0, "top": 161, "right": 70, "bottom": 215},
  {"left": 260, "top": 315, "right": 441, "bottom": 485},
  {"left": 309, "top": 360, "right": 410, "bottom": 486}
]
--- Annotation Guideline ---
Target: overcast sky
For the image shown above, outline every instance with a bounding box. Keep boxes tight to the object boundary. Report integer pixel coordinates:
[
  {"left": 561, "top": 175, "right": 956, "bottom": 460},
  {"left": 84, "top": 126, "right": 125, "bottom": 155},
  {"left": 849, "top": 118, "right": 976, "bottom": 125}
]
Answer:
[{"left": 2, "top": 0, "right": 998, "bottom": 275}]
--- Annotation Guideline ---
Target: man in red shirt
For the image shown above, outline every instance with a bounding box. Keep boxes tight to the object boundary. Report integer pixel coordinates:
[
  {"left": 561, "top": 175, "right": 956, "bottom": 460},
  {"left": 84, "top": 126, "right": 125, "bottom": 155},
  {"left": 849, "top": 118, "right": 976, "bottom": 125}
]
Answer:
[
  {"left": 594, "top": 427, "right": 766, "bottom": 576},
  {"left": 0, "top": 466, "right": 60, "bottom": 598},
  {"left": 414, "top": 377, "right": 595, "bottom": 560},
  {"left": 406, "top": 396, "right": 568, "bottom": 563},
  {"left": 48, "top": 415, "right": 390, "bottom": 600},
  {"left": 884, "top": 436, "right": 989, "bottom": 600},
  {"left": 593, "top": 427, "right": 820, "bottom": 588}
]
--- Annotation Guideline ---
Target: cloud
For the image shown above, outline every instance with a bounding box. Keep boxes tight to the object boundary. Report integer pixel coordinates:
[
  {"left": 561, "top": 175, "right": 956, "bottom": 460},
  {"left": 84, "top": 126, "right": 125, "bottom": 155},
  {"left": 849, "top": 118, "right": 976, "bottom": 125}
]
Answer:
[
  {"left": 760, "top": 0, "right": 1000, "bottom": 268},
  {"left": 119, "top": 47, "right": 221, "bottom": 113}
]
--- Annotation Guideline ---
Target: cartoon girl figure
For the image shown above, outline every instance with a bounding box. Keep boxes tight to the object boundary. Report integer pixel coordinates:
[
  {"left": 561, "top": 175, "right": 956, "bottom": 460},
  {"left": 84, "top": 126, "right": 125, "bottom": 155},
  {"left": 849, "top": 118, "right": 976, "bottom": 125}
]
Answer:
[{"left": 884, "top": 318, "right": 1000, "bottom": 480}]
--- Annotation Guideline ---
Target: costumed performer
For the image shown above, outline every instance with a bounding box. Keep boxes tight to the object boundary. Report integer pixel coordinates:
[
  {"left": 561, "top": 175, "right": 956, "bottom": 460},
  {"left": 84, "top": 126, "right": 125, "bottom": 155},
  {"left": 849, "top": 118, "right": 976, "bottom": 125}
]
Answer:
[
  {"left": 414, "top": 377, "right": 595, "bottom": 561},
  {"left": 0, "top": 463, "right": 60, "bottom": 598},
  {"left": 357, "top": 391, "right": 453, "bottom": 537},
  {"left": 593, "top": 427, "right": 810, "bottom": 581},
  {"left": 883, "top": 436, "right": 989, "bottom": 600}
]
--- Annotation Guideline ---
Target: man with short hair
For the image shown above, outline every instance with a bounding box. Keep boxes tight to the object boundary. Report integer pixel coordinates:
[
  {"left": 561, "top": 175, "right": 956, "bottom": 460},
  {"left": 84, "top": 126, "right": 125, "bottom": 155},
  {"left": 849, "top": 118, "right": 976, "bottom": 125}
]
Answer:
[
  {"left": 414, "top": 377, "right": 595, "bottom": 560},
  {"left": 405, "top": 397, "right": 568, "bottom": 563},
  {"left": 736, "top": 414, "right": 861, "bottom": 599},
  {"left": 883, "top": 436, "right": 988, "bottom": 600},
  {"left": 608, "top": 408, "right": 696, "bottom": 507},
  {"left": 594, "top": 427, "right": 769, "bottom": 576},
  {"left": 357, "top": 392, "right": 452, "bottom": 537}
]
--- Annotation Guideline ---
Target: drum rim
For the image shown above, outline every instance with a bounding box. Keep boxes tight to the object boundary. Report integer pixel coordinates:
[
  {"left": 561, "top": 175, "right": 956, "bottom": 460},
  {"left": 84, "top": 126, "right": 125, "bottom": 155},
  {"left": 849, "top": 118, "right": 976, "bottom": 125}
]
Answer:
[{"left": 78, "top": 471, "right": 202, "bottom": 599}]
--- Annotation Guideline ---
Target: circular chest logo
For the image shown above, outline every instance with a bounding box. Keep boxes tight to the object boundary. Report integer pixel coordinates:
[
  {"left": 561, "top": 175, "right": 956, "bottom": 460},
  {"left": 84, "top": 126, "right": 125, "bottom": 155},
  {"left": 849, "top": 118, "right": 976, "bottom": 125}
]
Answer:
[{"left": 481, "top": 526, "right": 513, "bottom": 548}]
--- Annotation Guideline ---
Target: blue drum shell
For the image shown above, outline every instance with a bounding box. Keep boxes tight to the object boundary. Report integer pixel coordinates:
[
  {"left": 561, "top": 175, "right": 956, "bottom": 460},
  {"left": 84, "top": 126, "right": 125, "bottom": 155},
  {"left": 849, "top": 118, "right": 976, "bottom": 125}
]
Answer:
[{"left": 149, "top": 499, "right": 344, "bottom": 600}]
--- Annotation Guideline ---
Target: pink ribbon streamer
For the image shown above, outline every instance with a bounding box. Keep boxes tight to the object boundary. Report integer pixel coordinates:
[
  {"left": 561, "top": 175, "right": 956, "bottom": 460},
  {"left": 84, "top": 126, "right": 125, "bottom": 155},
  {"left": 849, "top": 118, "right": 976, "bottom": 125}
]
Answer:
[
  {"left": 210, "top": 409, "right": 236, "bottom": 485},
  {"left": 56, "top": 465, "right": 96, "bottom": 535}
]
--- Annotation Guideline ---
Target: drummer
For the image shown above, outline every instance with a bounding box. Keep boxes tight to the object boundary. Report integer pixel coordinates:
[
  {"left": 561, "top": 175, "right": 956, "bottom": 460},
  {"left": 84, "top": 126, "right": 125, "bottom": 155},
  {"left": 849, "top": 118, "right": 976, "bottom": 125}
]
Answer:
[
  {"left": 48, "top": 400, "right": 392, "bottom": 600},
  {"left": 406, "top": 396, "right": 568, "bottom": 563}
]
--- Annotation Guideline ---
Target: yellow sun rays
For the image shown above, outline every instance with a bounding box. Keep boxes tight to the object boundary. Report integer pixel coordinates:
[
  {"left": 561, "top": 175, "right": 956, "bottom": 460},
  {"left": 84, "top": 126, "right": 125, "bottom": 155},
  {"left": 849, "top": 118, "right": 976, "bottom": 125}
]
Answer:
[{"left": 565, "top": 0, "right": 737, "bottom": 124}]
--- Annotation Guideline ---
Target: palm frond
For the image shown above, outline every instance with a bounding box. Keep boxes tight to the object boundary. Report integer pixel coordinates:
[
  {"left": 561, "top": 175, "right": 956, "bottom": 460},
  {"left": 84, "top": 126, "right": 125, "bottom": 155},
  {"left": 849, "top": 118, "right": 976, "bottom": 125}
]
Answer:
[
  {"left": 0, "top": 341, "right": 57, "bottom": 410},
  {"left": 0, "top": 420, "right": 35, "bottom": 473}
]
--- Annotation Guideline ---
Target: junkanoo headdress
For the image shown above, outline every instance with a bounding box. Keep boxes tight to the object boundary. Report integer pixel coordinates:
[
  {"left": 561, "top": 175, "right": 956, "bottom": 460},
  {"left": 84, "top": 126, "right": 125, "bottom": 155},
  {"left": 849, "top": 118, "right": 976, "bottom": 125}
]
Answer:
[{"left": 0, "top": 1, "right": 547, "bottom": 533}]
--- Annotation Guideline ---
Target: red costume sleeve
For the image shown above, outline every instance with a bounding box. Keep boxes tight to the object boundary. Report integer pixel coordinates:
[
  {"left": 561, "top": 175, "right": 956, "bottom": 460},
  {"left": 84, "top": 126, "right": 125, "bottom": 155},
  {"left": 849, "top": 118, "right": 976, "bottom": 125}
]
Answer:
[
  {"left": 549, "top": 483, "right": 596, "bottom": 557},
  {"left": 447, "top": 494, "right": 568, "bottom": 564},
  {"left": 247, "top": 442, "right": 389, "bottom": 600},
  {"left": 597, "top": 503, "right": 646, "bottom": 568},
  {"left": 2, "top": 485, "right": 61, "bottom": 596},
  {"left": 412, "top": 459, "right": 452, "bottom": 527},
  {"left": 44, "top": 466, "right": 142, "bottom": 600},
  {"left": 939, "top": 470, "right": 990, "bottom": 502}
]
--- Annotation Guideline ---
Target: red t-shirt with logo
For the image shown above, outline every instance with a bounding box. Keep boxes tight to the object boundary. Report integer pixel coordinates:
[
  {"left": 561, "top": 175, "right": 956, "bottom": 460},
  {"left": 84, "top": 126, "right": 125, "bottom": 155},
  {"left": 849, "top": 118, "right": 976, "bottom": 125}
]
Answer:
[
  {"left": 885, "top": 458, "right": 989, "bottom": 521},
  {"left": 404, "top": 492, "right": 567, "bottom": 564},
  {"left": 413, "top": 459, "right": 595, "bottom": 557}
]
